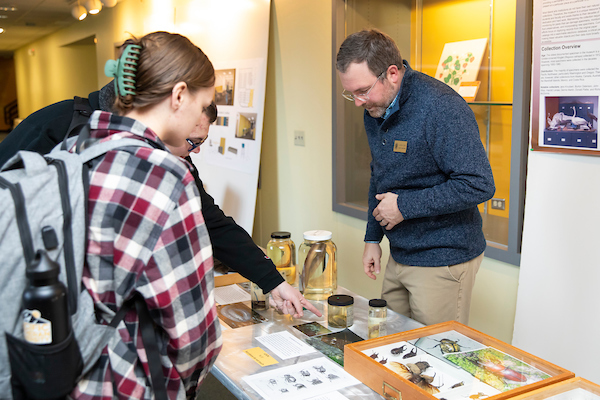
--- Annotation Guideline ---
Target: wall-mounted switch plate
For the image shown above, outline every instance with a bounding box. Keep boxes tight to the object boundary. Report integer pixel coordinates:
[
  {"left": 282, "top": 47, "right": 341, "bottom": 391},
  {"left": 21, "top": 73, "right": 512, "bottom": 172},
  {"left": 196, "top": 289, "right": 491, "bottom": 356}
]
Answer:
[{"left": 294, "top": 130, "right": 305, "bottom": 146}]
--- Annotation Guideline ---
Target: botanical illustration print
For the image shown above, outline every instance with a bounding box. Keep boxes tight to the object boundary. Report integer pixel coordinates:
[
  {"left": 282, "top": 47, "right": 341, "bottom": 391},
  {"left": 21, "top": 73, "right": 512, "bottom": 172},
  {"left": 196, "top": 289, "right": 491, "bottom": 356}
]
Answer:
[
  {"left": 438, "top": 52, "right": 476, "bottom": 87},
  {"left": 445, "top": 347, "right": 551, "bottom": 391}
]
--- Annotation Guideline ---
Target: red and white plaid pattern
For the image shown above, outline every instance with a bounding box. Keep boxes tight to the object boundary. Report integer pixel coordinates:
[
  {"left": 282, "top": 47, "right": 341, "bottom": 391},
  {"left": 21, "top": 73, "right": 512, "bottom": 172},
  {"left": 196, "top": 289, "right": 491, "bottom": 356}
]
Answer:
[{"left": 71, "top": 111, "right": 221, "bottom": 399}]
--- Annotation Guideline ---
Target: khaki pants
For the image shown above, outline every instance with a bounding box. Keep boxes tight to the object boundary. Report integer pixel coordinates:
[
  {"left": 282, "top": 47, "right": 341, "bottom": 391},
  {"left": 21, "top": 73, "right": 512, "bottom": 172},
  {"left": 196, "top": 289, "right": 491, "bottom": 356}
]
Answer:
[{"left": 381, "top": 252, "right": 483, "bottom": 326}]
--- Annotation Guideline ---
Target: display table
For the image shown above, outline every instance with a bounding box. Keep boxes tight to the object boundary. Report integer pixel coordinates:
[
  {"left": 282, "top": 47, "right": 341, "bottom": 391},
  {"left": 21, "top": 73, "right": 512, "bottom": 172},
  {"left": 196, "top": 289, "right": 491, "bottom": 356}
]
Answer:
[{"left": 211, "top": 286, "right": 424, "bottom": 399}]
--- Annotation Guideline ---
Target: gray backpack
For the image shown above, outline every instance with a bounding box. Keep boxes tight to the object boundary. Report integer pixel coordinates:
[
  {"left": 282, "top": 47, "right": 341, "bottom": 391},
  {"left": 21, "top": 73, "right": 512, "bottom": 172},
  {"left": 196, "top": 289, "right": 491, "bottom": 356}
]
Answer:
[{"left": 0, "top": 134, "right": 165, "bottom": 399}]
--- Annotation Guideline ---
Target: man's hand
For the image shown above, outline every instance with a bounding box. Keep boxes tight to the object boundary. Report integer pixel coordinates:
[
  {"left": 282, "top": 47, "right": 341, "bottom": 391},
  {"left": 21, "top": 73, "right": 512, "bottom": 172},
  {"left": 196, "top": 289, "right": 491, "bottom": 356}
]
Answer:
[
  {"left": 269, "top": 281, "right": 322, "bottom": 318},
  {"left": 363, "top": 242, "right": 382, "bottom": 280},
  {"left": 373, "top": 192, "right": 404, "bottom": 230}
]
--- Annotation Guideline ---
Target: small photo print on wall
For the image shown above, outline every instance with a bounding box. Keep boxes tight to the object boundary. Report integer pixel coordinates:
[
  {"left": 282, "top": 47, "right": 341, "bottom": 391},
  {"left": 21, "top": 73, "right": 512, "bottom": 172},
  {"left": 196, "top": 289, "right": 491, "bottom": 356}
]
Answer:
[
  {"left": 215, "top": 69, "right": 236, "bottom": 106},
  {"left": 543, "top": 96, "right": 598, "bottom": 149},
  {"left": 236, "top": 112, "right": 257, "bottom": 140}
]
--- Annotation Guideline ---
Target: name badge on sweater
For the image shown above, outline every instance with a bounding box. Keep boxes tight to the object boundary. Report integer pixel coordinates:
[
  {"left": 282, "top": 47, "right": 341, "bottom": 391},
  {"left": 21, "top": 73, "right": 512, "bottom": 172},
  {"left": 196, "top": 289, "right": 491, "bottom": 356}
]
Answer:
[{"left": 393, "top": 140, "right": 407, "bottom": 153}]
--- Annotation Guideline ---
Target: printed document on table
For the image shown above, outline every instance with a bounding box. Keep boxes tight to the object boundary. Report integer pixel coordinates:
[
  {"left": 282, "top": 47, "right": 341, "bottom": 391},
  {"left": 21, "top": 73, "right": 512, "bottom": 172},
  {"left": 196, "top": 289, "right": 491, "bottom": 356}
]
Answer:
[
  {"left": 256, "top": 331, "right": 317, "bottom": 360},
  {"left": 214, "top": 284, "right": 250, "bottom": 305},
  {"left": 242, "top": 357, "right": 360, "bottom": 400},
  {"left": 306, "top": 391, "right": 350, "bottom": 400}
]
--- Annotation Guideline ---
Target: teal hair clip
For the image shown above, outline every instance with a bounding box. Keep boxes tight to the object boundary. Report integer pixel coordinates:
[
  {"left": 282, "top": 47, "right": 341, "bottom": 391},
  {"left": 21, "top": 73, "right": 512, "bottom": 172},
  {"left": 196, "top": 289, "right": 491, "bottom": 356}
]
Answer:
[{"left": 104, "top": 44, "right": 141, "bottom": 97}]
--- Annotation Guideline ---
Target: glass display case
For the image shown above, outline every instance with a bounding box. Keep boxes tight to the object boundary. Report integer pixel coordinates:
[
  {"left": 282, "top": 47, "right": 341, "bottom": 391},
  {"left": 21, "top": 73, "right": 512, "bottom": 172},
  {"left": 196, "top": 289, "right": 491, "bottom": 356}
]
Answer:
[
  {"left": 332, "top": 0, "right": 532, "bottom": 265},
  {"left": 344, "top": 321, "right": 574, "bottom": 400}
]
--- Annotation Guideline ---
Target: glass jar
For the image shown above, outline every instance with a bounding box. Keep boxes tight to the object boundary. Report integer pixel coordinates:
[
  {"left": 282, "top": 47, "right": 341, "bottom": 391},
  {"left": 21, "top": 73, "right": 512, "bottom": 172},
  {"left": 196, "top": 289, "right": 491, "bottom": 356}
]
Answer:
[
  {"left": 251, "top": 282, "right": 268, "bottom": 311},
  {"left": 327, "top": 294, "right": 353, "bottom": 328},
  {"left": 298, "top": 230, "right": 337, "bottom": 300},
  {"left": 266, "top": 231, "right": 296, "bottom": 285},
  {"left": 368, "top": 299, "right": 387, "bottom": 339}
]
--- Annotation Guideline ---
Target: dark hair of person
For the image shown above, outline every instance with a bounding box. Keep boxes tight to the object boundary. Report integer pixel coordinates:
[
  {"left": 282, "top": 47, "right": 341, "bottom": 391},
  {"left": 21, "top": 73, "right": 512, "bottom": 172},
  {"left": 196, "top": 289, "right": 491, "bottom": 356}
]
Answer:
[
  {"left": 336, "top": 29, "right": 403, "bottom": 77},
  {"left": 114, "top": 31, "right": 215, "bottom": 113},
  {"left": 204, "top": 101, "right": 218, "bottom": 123}
]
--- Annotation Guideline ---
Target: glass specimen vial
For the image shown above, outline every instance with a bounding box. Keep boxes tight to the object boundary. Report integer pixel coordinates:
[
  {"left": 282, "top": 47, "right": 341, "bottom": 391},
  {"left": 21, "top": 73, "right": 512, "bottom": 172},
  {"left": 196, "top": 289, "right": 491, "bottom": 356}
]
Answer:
[
  {"left": 251, "top": 282, "right": 268, "bottom": 311},
  {"left": 368, "top": 298, "right": 387, "bottom": 339}
]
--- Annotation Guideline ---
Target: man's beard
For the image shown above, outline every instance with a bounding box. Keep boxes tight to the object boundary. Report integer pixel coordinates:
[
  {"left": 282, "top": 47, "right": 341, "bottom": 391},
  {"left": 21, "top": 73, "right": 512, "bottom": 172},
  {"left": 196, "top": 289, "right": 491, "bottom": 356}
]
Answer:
[{"left": 363, "top": 82, "right": 398, "bottom": 118}]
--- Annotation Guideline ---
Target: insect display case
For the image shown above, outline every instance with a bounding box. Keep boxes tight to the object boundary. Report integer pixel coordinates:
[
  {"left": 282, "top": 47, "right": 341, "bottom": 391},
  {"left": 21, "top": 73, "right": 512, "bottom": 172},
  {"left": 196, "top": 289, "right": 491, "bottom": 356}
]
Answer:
[{"left": 344, "top": 321, "right": 573, "bottom": 400}]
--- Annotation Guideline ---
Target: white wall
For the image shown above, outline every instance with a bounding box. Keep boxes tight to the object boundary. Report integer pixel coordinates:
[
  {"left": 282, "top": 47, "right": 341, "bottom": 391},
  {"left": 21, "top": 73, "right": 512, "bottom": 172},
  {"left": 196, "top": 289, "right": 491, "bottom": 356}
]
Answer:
[{"left": 513, "top": 151, "right": 600, "bottom": 384}]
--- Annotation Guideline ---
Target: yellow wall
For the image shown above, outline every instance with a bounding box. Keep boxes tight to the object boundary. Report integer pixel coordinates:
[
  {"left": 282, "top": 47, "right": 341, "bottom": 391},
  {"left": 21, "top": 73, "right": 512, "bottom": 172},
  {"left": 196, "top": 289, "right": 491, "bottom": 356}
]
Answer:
[
  {"left": 14, "top": 0, "right": 520, "bottom": 343},
  {"left": 418, "top": 0, "right": 514, "bottom": 219}
]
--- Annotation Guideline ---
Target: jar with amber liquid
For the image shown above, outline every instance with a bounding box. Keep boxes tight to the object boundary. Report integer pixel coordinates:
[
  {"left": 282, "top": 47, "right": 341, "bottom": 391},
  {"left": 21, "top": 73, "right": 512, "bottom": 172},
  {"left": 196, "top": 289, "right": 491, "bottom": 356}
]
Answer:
[
  {"left": 266, "top": 231, "right": 296, "bottom": 285},
  {"left": 298, "top": 230, "right": 337, "bottom": 300}
]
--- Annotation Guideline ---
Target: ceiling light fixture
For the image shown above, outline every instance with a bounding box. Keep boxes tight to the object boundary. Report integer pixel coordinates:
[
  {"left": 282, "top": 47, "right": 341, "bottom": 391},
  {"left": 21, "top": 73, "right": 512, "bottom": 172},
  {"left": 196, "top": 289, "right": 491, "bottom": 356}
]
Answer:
[
  {"left": 0, "top": 28, "right": 4, "bottom": 34},
  {"left": 85, "top": 0, "right": 103, "bottom": 15},
  {"left": 71, "top": 2, "right": 87, "bottom": 20},
  {"left": 102, "top": 0, "right": 118, "bottom": 7}
]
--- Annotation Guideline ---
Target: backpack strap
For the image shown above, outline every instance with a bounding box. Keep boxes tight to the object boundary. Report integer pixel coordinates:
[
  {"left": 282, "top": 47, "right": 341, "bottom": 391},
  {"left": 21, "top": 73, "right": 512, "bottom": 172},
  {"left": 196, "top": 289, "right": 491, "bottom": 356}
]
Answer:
[
  {"left": 108, "top": 295, "right": 168, "bottom": 400},
  {"left": 62, "top": 97, "right": 94, "bottom": 151}
]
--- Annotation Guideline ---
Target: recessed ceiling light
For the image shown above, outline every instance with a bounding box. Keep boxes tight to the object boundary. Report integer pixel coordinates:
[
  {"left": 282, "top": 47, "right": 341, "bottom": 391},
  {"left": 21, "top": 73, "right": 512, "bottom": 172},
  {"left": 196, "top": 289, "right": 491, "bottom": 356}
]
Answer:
[
  {"left": 0, "top": 7, "right": 17, "bottom": 12},
  {"left": 85, "top": 0, "right": 102, "bottom": 15},
  {"left": 0, "top": 28, "right": 4, "bottom": 34}
]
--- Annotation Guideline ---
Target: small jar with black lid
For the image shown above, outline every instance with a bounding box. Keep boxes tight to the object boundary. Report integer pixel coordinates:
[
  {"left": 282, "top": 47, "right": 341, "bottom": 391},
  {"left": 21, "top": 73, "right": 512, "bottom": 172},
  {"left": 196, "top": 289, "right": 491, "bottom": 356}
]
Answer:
[
  {"left": 368, "top": 298, "right": 387, "bottom": 339},
  {"left": 266, "top": 231, "right": 296, "bottom": 285},
  {"left": 327, "top": 294, "right": 354, "bottom": 328}
]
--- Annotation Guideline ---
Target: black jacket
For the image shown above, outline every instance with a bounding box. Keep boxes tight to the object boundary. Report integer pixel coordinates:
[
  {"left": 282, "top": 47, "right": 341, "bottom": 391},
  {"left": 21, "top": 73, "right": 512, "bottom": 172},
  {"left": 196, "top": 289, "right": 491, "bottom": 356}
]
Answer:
[{"left": 0, "top": 89, "right": 283, "bottom": 292}]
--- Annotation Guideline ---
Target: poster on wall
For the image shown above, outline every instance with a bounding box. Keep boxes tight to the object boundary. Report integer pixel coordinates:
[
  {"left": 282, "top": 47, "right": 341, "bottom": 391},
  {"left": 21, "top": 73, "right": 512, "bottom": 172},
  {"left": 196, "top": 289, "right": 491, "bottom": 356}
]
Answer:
[
  {"left": 198, "top": 58, "right": 265, "bottom": 175},
  {"left": 531, "top": 0, "right": 600, "bottom": 155}
]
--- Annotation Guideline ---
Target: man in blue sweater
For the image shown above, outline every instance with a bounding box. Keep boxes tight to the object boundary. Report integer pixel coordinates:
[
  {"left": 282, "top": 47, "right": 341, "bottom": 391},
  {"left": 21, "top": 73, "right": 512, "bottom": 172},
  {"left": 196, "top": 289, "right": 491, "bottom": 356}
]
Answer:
[{"left": 336, "top": 29, "right": 495, "bottom": 325}]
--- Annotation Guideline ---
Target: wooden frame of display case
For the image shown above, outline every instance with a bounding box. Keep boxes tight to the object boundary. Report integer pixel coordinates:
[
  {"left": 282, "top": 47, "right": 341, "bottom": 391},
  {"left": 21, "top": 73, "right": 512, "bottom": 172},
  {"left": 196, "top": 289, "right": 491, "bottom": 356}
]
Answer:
[
  {"left": 509, "top": 377, "right": 600, "bottom": 399},
  {"left": 344, "top": 321, "right": 573, "bottom": 400}
]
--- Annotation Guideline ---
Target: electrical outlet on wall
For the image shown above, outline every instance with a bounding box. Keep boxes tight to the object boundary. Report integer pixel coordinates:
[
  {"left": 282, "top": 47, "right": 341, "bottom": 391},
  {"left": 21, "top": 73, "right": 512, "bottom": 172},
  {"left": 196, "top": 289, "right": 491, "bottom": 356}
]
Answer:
[
  {"left": 491, "top": 198, "right": 505, "bottom": 210},
  {"left": 294, "top": 130, "right": 305, "bottom": 146}
]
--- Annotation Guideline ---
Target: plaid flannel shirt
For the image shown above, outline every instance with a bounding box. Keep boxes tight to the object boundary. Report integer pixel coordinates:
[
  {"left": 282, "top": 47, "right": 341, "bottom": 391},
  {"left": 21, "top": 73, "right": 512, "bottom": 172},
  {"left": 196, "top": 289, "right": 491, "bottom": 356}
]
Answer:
[{"left": 71, "top": 111, "right": 222, "bottom": 399}]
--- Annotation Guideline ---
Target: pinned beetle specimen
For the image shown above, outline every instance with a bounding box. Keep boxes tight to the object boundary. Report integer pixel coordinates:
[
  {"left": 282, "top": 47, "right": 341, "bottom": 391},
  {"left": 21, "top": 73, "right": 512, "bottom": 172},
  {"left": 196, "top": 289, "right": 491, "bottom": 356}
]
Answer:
[
  {"left": 310, "top": 378, "right": 323, "bottom": 385},
  {"left": 284, "top": 374, "right": 296, "bottom": 383},
  {"left": 300, "top": 370, "right": 310, "bottom": 377},
  {"left": 403, "top": 347, "right": 418, "bottom": 359},
  {"left": 430, "top": 338, "right": 468, "bottom": 354},
  {"left": 379, "top": 357, "right": 388, "bottom": 365},
  {"left": 294, "top": 383, "right": 307, "bottom": 390},
  {"left": 390, "top": 345, "right": 407, "bottom": 355},
  {"left": 450, "top": 381, "right": 465, "bottom": 389},
  {"left": 268, "top": 379, "right": 277, "bottom": 386},
  {"left": 369, "top": 352, "right": 379, "bottom": 359},
  {"left": 388, "top": 361, "right": 440, "bottom": 394},
  {"left": 280, "top": 388, "right": 289, "bottom": 393}
]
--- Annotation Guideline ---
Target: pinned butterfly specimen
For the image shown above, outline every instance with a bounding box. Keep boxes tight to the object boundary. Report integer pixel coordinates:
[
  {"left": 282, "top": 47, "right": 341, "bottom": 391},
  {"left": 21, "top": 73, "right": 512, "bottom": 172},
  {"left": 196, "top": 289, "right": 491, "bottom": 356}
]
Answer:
[{"left": 388, "top": 361, "right": 440, "bottom": 394}]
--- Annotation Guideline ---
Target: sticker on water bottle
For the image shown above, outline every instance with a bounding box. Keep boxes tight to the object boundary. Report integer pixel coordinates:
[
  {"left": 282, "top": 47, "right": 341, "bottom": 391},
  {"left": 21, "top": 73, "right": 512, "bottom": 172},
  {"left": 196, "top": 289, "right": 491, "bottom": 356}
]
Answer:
[{"left": 22, "top": 309, "right": 52, "bottom": 344}]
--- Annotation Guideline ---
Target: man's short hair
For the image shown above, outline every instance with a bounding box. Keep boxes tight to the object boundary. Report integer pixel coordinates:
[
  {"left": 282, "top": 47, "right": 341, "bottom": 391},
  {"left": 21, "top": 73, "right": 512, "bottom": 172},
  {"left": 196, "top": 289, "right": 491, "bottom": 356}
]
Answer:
[
  {"left": 204, "top": 101, "right": 217, "bottom": 123},
  {"left": 336, "top": 29, "right": 403, "bottom": 77}
]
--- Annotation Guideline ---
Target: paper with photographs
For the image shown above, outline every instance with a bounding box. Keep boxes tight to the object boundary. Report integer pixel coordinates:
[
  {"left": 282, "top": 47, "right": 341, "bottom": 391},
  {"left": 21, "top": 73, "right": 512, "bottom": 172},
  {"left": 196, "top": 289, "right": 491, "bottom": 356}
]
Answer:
[{"left": 242, "top": 357, "right": 360, "bottom": 400}]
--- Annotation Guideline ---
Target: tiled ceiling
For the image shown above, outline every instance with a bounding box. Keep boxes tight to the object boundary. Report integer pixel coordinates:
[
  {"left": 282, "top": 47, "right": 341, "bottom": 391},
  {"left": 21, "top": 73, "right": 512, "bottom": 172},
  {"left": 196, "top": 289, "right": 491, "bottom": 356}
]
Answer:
[{"left": 0, "top": 0, "right": 75, "bottom": 58}]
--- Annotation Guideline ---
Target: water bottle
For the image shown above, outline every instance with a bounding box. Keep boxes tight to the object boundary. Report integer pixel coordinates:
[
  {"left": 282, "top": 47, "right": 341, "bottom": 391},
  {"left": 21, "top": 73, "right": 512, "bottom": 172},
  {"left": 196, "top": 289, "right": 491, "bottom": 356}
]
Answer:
[{"left": 22, "top": 251, "right": 70, "bottom": 345}]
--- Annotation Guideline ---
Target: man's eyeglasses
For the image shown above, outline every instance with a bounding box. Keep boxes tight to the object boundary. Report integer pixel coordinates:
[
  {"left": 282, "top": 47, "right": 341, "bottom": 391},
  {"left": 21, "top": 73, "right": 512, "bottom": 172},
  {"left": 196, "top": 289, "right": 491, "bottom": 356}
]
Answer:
[
  {"left": 186, "top": 136, "right": 207, "bottom": 151},
  {"left": 341, "top": 70, "right": 387, "bottom": 102}
]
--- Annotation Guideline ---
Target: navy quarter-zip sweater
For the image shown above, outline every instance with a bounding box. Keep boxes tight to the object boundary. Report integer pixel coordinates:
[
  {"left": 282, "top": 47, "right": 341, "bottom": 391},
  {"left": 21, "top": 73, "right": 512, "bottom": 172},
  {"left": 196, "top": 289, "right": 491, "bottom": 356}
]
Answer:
[{"left": 365, "top": 62, "right": 495, "bottom": 266}]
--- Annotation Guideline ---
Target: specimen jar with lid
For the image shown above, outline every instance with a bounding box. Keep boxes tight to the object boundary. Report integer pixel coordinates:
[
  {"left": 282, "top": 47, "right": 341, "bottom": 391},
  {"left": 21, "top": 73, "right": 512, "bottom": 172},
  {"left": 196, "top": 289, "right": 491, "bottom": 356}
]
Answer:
[
  {"left": 266, "top": 231, "right": 296, "bottom": 285},
  {"left": 298, "top": 230, "right": 337, "bottom": 300}
]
